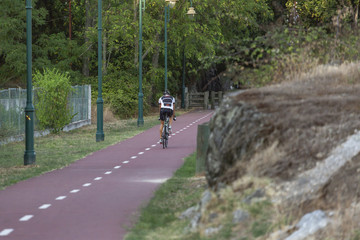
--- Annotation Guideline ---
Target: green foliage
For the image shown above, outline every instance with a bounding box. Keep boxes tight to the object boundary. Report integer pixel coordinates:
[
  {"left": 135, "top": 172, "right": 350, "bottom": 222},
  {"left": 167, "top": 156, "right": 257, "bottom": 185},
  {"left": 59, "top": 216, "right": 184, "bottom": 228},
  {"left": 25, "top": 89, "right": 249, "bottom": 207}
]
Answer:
[
  {"left": 3, "top": 0, "right": 360, "bottom": 116},
  {"left": 103, "top": 68, "right": 151, "bottom": 118},
  {"left": 287, "top": 0, "right": 338, "bottom": 26},
  {"left": 33, "top": 68, "right": 75, "bottom": 133},
  {"left": 34, "top": 33, "right": 87, "bottom": 84},
  {"left": 0, "top": 0, "right": 46, "bottom": 86}
]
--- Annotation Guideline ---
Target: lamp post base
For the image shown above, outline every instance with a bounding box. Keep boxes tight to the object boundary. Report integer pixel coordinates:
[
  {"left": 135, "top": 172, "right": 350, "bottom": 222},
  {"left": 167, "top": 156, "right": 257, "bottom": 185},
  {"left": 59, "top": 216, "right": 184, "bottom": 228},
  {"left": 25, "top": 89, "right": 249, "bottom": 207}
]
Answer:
[
  {"left": 24, "top": 151, "right": 36, "bottom": 165},
  {"left": 96, "top": 132, "right": 105, "bottom": 142},
  {"left": 137, "top": 119, "right": 144, "bottom": 126}
]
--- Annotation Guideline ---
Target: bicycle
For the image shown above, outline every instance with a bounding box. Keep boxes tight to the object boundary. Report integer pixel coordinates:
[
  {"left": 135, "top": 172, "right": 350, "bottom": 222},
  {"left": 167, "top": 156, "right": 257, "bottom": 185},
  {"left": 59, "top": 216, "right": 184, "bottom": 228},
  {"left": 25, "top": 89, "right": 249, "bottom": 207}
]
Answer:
[{"left": 162, "top": 114, "right": 170, "bottom": 149}]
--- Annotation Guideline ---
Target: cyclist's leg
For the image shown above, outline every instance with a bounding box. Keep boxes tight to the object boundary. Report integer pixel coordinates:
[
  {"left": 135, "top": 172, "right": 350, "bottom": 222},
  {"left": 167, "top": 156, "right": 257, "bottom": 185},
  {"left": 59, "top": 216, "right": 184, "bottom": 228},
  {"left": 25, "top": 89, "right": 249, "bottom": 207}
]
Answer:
[
  {"left": 159, "top": 121, "right": 164, "bottom": 138},
  {"left": 169, "top": 109, "right": 174, "bottom": 127}
]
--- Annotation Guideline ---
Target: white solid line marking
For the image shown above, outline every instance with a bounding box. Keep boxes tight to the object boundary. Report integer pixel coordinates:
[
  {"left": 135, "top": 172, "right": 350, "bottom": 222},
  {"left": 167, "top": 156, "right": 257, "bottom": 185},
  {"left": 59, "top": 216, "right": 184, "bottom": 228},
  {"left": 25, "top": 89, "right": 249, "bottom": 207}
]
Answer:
[
  {"left": 56, "top": 196, "right": 67, "bottom": 200},
  {"left": 131, "top": 156, "right": 137, "bottom": 159},
  {"left": 39, "top": 204, "right": 51, "bottom": 209},
  {"left": 70, "top": 189, "right": 80, "bottom": 193},
  {"left": 138, "top": 152, "right": 144, "bottom": 155},
  {"left": 123, "top": 161, "right": 129, "bottom": 164},
  {"left": 145, "top": 148, "right": 151, "bottom": 151},
  {"left": 0, "top": 229, "right": 14, "bottom": 236},
  {"left": 94, "top": 177, "right": 102, "bottom": 181},
  {"left": 83, "top": 183, "right": 91, "bottom": 187},
  {"left": 19, "top": 215, "right": 33, "bottom": 222},
  {"left": 114, "top": 166, "right": 121, "bottom": 169},
  {"left": 105, "top": 171, "right": 112, "bottom": 175}
]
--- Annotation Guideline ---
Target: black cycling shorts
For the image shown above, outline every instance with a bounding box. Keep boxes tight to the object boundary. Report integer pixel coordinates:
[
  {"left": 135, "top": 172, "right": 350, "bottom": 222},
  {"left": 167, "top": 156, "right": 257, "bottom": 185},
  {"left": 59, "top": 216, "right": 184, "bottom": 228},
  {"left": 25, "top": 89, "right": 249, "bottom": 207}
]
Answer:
[{"left": 160, "top": 108, "right": 173, "bottom": 121}]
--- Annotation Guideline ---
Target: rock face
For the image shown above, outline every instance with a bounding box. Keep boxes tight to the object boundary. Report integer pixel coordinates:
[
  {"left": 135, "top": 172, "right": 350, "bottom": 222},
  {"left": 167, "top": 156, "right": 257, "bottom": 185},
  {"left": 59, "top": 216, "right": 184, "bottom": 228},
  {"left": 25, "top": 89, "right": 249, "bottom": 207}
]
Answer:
[
  {"left": 187, "top": 63, "right": 360, "bottom": 239},
  {"left": 206, "top": 97, "right": 274, "bottom": 188}
]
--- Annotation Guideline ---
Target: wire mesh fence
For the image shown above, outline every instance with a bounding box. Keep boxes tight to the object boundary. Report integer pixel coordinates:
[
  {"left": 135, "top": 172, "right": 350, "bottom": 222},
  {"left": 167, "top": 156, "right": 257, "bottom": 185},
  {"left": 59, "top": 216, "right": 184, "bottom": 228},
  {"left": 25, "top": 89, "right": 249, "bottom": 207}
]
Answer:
[{"left": 0, "top": 85, "right": 91, "bottom": 141}]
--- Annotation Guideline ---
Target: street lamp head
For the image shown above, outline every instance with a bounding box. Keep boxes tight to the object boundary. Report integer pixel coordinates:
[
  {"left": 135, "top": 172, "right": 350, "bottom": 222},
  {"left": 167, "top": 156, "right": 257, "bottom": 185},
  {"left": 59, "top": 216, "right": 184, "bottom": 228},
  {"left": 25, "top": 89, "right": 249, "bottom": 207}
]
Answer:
[
  {"left": 187, "top": 6, "right": 196, "bottom": 19},
  {"left": 165, "top": 0, "right": 177, "bottom": 8}
]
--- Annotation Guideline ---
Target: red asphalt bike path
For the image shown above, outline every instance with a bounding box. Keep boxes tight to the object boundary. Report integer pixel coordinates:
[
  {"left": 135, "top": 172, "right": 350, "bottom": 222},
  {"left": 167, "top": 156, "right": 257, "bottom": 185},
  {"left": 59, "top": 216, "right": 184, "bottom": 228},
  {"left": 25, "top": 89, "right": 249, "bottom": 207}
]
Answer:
[{"left": 0, "top": 110, "right": 213, "bottom": 240}]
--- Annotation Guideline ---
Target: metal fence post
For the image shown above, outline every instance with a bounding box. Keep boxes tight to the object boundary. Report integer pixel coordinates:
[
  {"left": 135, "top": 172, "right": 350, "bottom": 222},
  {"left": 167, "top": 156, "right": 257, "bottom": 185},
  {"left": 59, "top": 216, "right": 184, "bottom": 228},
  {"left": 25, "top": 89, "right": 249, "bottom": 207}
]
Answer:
[
  {"left": 196, "top": 122, "right": 210, "bottom": 174},
  {"left": 211, "top": 91, "right": 215, "bottom": 110}
]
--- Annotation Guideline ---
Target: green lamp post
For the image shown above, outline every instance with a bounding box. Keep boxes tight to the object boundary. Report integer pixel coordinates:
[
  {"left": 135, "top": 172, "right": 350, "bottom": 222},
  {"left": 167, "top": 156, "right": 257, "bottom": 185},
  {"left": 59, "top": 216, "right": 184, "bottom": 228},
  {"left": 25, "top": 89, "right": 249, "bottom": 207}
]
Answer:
[
  {"left": 164, "top": 0, "right": 177, "bottom": 91},
  {"left": 96, "top": 0, "right": 105, "bottom": 142},
  {"left": 24, "top": 0, "right": 36, "bottom": 165},
  {"left": 181, "top": 49, "right": 186, "bottom": 108},
  {"left": 181, "top": 0, "right": 196, "bottom": 108},
  {"left": 137, "top": 0, "right": 145, "bottom": 127}
]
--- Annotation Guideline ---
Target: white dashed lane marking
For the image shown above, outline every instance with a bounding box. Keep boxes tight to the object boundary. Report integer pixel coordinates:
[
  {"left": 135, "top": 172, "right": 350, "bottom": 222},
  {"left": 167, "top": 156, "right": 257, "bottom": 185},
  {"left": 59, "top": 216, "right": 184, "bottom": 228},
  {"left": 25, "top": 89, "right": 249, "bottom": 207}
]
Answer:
[
  {"left": 0, "top": 229, "right": 14, "bottom": 236},
  {"left": 19, "top": 215, "right": 33, "bottom": 222},
  {"left": 0, "top": 113, "right": 213, "bottom": 239},
  {"left": 56, "top": 196, "right": 67, "bottom": 200},
  {"left": 39, "top": 204, "right": 51, "bottom": 209}
]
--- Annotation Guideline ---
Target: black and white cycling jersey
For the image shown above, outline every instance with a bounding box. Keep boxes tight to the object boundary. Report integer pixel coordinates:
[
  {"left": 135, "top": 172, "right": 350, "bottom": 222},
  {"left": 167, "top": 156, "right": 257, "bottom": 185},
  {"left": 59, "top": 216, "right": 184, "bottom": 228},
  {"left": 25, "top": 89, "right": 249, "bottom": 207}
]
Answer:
[{"left": 158, "top": 95, "right": 175, "bottom": 109}]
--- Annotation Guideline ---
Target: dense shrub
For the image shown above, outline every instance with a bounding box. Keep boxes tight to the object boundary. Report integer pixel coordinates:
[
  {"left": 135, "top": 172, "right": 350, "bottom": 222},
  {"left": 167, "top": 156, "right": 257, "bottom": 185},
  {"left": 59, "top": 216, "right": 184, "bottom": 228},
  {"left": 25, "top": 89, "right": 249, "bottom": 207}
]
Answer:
[
  {"left": 33, "top": 68, "right": 75, "bottom": 133},
  {"left": 102, "top": 69, "right": 151, "bottom": 119}
]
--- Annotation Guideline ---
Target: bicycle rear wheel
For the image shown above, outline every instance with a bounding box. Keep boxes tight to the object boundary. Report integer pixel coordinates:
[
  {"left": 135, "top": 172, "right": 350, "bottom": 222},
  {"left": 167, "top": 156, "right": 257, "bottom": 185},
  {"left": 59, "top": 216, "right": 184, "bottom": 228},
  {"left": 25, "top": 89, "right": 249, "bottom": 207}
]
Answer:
[
  {"left": 163, "top": 125, "right": 168, "bottom": 149},
  {"left": 164, "top": 135, "right": 168, "bottom": 148}
]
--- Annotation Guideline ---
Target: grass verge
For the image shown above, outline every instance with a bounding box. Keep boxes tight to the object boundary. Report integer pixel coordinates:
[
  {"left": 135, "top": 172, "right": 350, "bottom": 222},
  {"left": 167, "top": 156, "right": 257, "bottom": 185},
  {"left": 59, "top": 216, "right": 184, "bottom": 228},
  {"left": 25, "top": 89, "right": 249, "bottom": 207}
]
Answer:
[
  {"left": 124, "top": 152, "right": 207, "bottom": 240},
  {"left": 0, "top": 114, "right": 170, "bottom": 190}
]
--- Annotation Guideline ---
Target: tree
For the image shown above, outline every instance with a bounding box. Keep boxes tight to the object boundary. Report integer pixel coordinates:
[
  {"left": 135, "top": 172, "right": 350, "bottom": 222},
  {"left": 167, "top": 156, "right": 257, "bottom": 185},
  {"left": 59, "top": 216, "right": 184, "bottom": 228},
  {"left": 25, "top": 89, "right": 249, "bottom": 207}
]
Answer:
[{"left": 0, "top": 0, "right": 46, "bottom": 87}]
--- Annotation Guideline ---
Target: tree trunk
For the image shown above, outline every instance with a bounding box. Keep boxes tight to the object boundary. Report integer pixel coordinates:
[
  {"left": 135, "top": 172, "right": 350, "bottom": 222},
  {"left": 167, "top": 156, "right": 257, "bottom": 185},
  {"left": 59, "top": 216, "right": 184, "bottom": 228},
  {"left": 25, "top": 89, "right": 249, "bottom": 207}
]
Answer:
[
  {"left": 355, "top": 1, "right": 359, "bottom": 27},
  {"left": 82, "top": 0, "right": 91, "bottom": 77},
  {"left": 152, "top": 32, "right": 160, "bottom": 68}
]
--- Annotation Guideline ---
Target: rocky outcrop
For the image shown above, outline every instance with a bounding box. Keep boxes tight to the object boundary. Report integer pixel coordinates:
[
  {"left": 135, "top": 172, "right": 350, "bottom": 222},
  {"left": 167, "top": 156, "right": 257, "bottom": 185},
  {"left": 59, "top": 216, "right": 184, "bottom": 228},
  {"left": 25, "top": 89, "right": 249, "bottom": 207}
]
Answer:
[
  {"left": 206, "top": 97, "right": 274, "bottom": 188},
  {"left": 186, "top": 63, "right": 360, "bottom": 240}
]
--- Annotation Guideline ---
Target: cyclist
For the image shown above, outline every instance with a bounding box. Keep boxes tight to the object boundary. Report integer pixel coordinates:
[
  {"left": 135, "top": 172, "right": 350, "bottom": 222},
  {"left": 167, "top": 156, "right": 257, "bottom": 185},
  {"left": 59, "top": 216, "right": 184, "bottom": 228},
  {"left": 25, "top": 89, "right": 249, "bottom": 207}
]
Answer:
[{"left": 158, "top": 90, "right": 176, "bottom": 144}]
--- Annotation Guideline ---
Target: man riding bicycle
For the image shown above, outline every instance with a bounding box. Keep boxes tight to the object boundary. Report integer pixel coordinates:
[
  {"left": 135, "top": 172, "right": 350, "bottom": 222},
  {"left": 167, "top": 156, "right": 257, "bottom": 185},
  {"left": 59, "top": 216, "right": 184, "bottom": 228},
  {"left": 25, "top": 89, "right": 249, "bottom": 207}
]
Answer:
[{"left": 159, "top": 90, "right": 176, "bottom": 144}]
